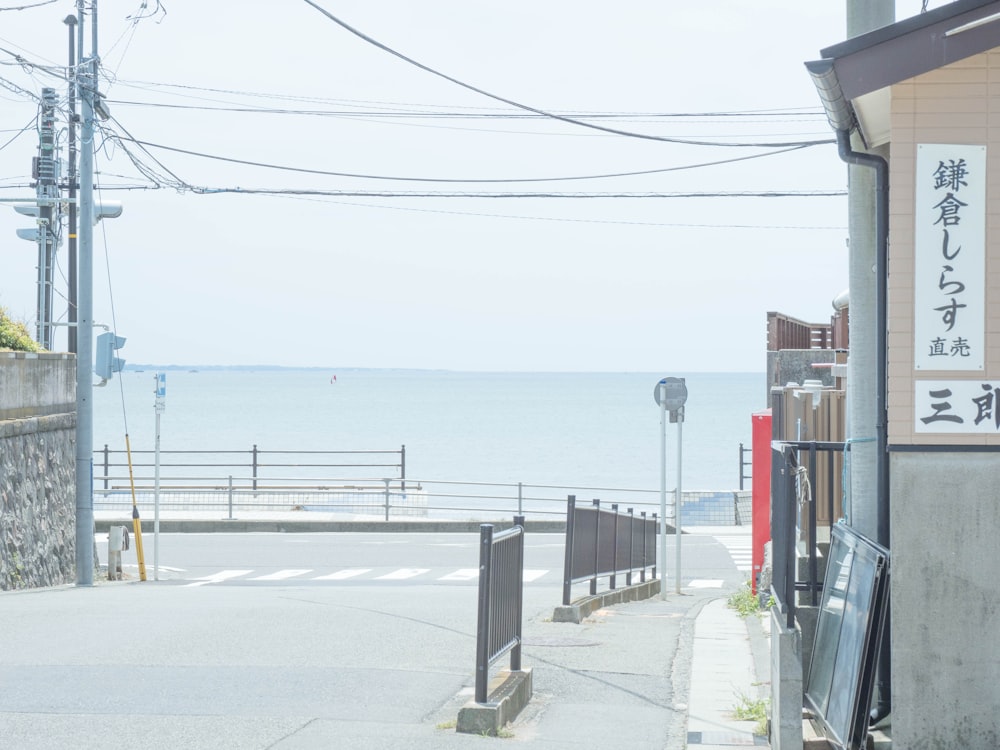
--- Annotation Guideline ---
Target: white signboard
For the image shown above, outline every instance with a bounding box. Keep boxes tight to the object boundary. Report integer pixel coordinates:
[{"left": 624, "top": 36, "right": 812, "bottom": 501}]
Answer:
[
  {"left": 915, "top": 380, "right": 1000, "bottom": 433},
  {"left": 913, "top": 144, "right": 986, "bottom": 371}
]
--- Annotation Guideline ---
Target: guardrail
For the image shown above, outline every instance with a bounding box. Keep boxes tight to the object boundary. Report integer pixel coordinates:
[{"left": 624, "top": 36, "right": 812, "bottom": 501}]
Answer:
[
  {"left": 561, "top": 496, "right": 658, "bottom": 606},
  {"left": 474, "top": 516, "right": 525, "bottom": 703}
]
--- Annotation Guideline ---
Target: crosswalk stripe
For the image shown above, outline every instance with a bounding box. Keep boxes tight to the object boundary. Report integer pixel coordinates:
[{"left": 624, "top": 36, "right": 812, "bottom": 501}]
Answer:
[
  {"left": 312, "top": 568, "right": 372, "bottom": 580},
  {"left": 250, "top": 569, "right": 312, "bottom": 581},
  {"left": 438, "top": 568, "right": 479, "bottom": 581},
  {"left": 375, "top": 568, "right": 430, "bottom": 580},
  {"left": 687, "top": 579, "right": 724, "bottom": 589},
  {"left": 185, "top": 569, "right": 253, "bottom": 587},
  {"left": 180, "top": 567, "right": 556, "bottom": 584}
]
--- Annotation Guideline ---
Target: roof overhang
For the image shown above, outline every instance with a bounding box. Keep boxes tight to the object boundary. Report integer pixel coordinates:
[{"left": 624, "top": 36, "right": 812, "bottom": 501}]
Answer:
[{"left": 806, "top": 0, "right": 1000, "bottom": 147}]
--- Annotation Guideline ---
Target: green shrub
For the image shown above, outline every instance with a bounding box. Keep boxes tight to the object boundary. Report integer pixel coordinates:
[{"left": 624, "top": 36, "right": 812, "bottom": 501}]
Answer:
[{"left": 0, "top": 306, "right": 41, "bottom": 352}]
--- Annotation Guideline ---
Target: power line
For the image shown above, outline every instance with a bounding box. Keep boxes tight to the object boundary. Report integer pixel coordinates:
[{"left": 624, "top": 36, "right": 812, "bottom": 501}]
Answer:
[
  {"left": 300, "top": 0, "right": 836, "bottom": 150},
  {"left": 189, "top": 187, "right": 846, "bottom": 199},
  {"left": 106, "top": 133, "right": 826, "bottom": 185}
]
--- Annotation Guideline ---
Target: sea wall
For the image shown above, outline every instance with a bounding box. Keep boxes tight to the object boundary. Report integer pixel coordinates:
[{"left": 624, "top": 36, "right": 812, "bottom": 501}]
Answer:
[{"left": 0, "top": 353, "right": 78, "bottom": 590}]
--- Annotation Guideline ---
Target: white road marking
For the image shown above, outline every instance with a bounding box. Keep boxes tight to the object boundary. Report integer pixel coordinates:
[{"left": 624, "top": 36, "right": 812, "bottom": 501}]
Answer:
[
  {"left": 522, "top": 569, "right": 548, "bottom": 582},
  {"left": 312, "top": 568, "right": 372, "bottom": 580},
  {"left": 185, "top": 569, "right": 253, "bottom": 587},
  {"left": 376, "top": 568, "right": 430, "bottom": 580},
  {"left": 687, "top": 579, "right": 724, "bottom": 589},
  {"left": 438, "top": 568, "right": 480, "bottom": 581},
  {"left": 250, "top": 569, "right": 313, "bottom": 581}
]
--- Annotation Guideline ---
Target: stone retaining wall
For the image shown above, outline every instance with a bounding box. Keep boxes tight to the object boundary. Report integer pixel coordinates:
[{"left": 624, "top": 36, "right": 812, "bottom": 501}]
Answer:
[{"left": 0, "top": 352, "right": 79, "bottom": 590}]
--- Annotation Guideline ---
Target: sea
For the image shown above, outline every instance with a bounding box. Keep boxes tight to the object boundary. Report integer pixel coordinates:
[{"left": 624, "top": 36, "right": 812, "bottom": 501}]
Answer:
[{"left": 93, "top": 369, "right": 766, "bottom": 494}]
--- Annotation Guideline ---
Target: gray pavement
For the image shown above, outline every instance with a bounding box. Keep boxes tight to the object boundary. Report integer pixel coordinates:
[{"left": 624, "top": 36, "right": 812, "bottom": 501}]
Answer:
[{"left": 1, "top": 522, "right": 770, "bottom": 749}]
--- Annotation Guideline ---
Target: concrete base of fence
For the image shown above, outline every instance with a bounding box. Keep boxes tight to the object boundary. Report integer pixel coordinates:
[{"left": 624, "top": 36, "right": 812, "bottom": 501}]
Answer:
[
  {"left": 551, "top": 577, "right": 662, "bottom": 624},
  {"left": 455, "top": 668, "right": 533, "bottom": 736}
]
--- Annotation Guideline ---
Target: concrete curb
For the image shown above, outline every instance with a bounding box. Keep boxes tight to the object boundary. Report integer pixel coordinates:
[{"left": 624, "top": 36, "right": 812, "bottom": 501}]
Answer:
[
  {"left": 551, "top": 577, "right": 662, "bottom": 623},
  {"left": 456, "top": 668, "right": 533, "bottom": 736}
]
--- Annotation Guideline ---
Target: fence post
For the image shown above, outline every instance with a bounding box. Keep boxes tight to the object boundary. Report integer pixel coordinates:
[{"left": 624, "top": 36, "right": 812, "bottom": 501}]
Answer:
[
  {"left": 475, "top": 524, "right": 495, "bottom": 704},
  {"left": 626, "top": 507, "right": 634, "bottom": 587},
  {"left": 227, "top": 475, "right": 234, "bottom": 520},
  {"left": 651, "top": 512, "right": 658, "bottom": 581},
  {"left": 383, "top": 478, "right": 391, "bottom": 521},
  {"left": 590, "top": 499, "right": 600, "bottom": 596},
  {"left": 610, "top": 503, "right": 619, "bottom": 590},
  {"left": 102, "top": 444, "right": 110, "bottom": 490},
  {"left": 401, "top": 444, "right": 406, "bottom": 493},
  {"left": 517, "top": 482, "right": 523, "bottom": 516},
  {"left": 511, "top": 514, "right": 525, "bottom": 673},
  {"left": 251, "top": 444, "right": 259, "bottom": 492},
  {"left": 562, "top": 495, "right": 576, "bottom": 606},
  {"left": 642, "top": 511, "right": 663, "bottom": 586}
]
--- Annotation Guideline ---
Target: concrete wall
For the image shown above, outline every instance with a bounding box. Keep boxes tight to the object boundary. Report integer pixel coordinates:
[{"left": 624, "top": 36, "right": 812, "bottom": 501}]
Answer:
[
  {"left": 0, "top": 352, "right": 78, "bottom": 589},
  {"left": 890, "top": 451, "right": 1000, "bottom": 748},
  {"left": 766, "top": 350, "right": 840, "bottom": 399}
]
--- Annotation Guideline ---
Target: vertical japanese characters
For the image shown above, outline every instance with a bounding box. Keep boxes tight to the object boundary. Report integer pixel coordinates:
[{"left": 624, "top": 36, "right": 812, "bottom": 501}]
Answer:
[{"left": 913, "top": 144, "right": 989, "bottom": 433}]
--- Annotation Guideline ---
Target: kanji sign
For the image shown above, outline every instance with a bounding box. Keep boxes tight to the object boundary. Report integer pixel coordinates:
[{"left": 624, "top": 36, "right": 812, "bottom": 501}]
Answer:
[{"left": 913, "top": 144, "right": 986, "bottom": 371}]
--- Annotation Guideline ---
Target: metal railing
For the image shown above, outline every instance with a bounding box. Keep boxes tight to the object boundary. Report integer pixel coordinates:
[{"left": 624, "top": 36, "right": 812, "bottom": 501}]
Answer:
[
  {"left": 474, "top": 516, "right": 525, "bottom": 704},
  {"left": 561, "top": 495, "right": 658, "bottom": 606},
  {"left": 93, "top": 445, "right": 406, "bottom": 490},
  {"left": 92, "top": 448, "right": 751, "bottom": 524},
  {"left": 770, "top": 440, "right": 847, "bottom": 628}
]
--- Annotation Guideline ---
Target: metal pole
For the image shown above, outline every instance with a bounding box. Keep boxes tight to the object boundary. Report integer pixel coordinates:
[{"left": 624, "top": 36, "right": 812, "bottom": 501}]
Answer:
[
  {"left": 74, "top": 12, "right": 97, "bottom": 586},
  {"left": 475, "top": 524, "right": 494, "bottom": 704},
  {"left": 383, "top": 478, "right": 391, "bottom": 521},
  {"left": 659, "top": 391, "right": 667, "bottom": 600},
  {"left": 675, "top": 408, "right": 684, "bottom": 595},
  {"left": 65, "top": 14, "right": 78, "bottom": 353},
  {"left": 153, "top": 378, "right": 161, "bottom": 581},
  {"left": 37, "top": 88, "right": 57, "bottom": 350}
]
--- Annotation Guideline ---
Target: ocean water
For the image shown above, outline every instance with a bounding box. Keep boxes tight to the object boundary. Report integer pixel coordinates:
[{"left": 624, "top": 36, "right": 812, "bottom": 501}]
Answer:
[{"left": 93, "top": 370, "right": 766, "bottom": 493}]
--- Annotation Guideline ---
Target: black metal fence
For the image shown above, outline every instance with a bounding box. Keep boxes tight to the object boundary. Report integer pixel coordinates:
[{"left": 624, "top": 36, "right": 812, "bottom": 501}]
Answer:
[
  {"left": 561, "top": 495, "right": 657, "bottom": 606},
  {"left": 770, "top": 440, "right": 847, "bottom": 628},
  {"left": 474, "top": 516, "right": 525, "bottom": 704}
]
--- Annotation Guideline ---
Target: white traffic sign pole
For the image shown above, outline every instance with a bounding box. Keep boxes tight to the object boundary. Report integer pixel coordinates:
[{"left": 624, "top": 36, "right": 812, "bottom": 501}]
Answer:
[
  {"left": 154, "top": 373, "right": 165, "bottom": 580},
  {"left": 654, "top": 377, "right": 688, "bottom": 598},
  {"left": 675, "top": 407, "right": 684, "bottom": 595},
  {"left": 659, "top": 386, "right": 668, "bottom": 600}
]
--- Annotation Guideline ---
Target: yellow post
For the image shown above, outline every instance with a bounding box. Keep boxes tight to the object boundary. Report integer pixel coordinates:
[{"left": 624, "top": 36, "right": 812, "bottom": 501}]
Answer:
[{"left": 125, "top": 434, "right": 147, "bottom": 581}]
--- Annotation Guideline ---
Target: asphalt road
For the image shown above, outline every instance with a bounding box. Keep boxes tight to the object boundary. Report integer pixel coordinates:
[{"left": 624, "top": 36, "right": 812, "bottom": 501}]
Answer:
[{"left": 0, "top": 530, "right": 750, "bottom": 749}]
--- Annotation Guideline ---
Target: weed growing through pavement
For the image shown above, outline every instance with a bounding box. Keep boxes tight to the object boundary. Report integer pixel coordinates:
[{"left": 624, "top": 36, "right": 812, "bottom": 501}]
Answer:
[
  {"left": 726, "top": 580, "right": 774, "bottom": 618},
  {"left": 733, "top": 689, "right": 770, "bottom": 737}
]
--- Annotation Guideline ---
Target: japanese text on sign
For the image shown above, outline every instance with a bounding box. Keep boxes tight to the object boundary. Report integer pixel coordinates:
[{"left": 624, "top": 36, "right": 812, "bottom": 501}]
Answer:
[
  {"left": 913, "top": 144, "right": 985, "bottom": 371},
  {"left": 915, "top": 380, "right": 1000, "bottom": 433}
]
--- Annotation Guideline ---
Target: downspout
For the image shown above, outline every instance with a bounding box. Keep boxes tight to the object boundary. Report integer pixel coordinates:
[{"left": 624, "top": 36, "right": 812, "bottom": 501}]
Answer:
[{"left": 835, "top": 128, "right": 891, "bottom": 725}]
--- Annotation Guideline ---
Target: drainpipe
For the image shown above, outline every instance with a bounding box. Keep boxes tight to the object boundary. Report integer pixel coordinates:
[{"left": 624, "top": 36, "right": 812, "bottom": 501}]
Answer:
[{"left": 835, "top": 128, "right": 891, "bottom": 725}]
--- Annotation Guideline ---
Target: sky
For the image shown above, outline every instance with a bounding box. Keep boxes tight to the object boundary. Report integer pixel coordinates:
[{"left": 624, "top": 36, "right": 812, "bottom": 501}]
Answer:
[{"left": 0, "top": 0, "right": 942, "bottom": 372}]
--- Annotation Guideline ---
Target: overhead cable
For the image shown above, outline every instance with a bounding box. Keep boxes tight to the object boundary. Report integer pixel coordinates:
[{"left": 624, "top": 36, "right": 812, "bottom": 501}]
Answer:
[
  {"left": 107, "top": 134, "right": 821, "bottom": 185},
  {"left": 300, "top": 0, "right": 836, "bottom": 149}
]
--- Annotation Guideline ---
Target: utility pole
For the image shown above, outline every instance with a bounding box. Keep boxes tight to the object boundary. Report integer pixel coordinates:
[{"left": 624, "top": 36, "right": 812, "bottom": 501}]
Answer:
[
  {"left": 34, "top": 88, "right": 58, "bottom": 351},
  {"left": 846, "top": 0, "right": 893, "bottom": 725},
  {"left": 65, "top": 14, "right": 79, "bottom": 354},
  {"left": 75, "top": 0, "right": 97, "bottom": 586}
]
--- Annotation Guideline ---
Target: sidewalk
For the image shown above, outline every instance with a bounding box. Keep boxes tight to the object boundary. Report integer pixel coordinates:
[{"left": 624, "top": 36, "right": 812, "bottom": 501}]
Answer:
[{"left": 686, "top": 598, "right": 771, "bottom": 748}]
